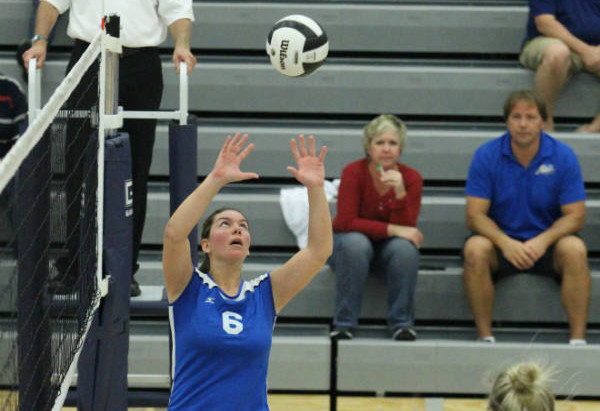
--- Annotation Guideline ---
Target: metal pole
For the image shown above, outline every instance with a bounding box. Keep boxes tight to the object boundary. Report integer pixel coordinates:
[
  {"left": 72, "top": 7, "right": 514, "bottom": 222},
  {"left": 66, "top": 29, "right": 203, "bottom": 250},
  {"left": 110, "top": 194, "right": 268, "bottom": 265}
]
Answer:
[
  {"left": 27, "top": 58, "right": 40, "bottom": 122},
  {"left": 104, "top": 15, "right": 120, "bottom": 137},
  {"left": 179, "top": 61, "right": 188, "bottom": 125}
]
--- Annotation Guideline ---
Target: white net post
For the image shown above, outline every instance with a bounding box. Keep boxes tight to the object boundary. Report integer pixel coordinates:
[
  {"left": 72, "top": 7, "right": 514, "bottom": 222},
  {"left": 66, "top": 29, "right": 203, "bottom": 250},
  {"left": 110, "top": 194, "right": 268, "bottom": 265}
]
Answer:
[{"left": 27, "top": 58, "right": 41, "bottom": 123}]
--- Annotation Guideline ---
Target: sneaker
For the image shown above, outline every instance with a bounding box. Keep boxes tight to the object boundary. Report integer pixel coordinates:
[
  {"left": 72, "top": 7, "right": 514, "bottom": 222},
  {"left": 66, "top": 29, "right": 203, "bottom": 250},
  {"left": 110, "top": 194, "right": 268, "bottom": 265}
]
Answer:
[
  {"left": 477, "top": 336, "right": 496, "bottom": 343},
  {"left": 393, "top": 326, "right": 417, "bottom": 341},
  {"left": 130, "top": 278, "right": 141, "bottom": 297},
  {"left": 330, "top": 327, "right": 353, "bottom": 340},
  {"left": 16, "top": 39, "right": 31, "bottom": 83}
]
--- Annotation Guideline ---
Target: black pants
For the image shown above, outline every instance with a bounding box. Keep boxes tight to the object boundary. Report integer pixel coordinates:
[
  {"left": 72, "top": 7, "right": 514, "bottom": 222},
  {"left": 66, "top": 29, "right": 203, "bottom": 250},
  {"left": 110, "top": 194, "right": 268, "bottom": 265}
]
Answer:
[{"left": 57, "top": 40, "right": 163, "bottom": 280}]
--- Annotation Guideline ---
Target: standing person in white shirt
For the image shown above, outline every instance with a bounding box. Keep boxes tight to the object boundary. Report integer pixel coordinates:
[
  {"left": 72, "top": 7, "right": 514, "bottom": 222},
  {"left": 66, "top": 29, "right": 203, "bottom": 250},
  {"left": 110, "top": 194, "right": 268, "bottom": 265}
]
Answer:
[{"left": 21, "top": 0, "right": 197, "bottom": 297}]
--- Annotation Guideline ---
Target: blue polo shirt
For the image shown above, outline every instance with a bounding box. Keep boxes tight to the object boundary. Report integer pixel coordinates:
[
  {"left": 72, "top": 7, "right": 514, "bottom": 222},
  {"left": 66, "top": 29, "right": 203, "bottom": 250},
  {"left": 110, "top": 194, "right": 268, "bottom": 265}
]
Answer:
[
  {"left": 524, "top": 0, "right": 600, "bottom": 46},
  {"left": 466, "top": 132, "right": 586, "bottom": 241}
]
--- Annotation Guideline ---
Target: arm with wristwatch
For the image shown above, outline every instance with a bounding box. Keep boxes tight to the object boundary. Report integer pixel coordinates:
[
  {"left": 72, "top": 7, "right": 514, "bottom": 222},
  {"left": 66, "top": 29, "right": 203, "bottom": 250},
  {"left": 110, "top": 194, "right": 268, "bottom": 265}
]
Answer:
[{"left": 22, "top": 1, "right": 59, "bottom": 70}]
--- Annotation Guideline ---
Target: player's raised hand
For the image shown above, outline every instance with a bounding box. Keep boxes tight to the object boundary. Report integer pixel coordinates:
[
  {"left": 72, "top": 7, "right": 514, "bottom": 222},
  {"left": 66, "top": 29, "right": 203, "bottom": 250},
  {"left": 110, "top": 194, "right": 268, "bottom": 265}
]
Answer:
[
  {"left": 211, "top": 133, "right": 259, "bottom": 184},
  {"left": 287, "top": 135, "right": 327, "bottom": 188}
]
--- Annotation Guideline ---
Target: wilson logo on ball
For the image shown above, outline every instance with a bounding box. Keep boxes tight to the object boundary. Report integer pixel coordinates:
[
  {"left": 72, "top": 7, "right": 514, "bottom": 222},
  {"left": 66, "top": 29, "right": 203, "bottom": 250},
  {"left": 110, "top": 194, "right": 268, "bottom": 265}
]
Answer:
[{"left": 266, "top": 14, "right": 329, "bottom": 77}]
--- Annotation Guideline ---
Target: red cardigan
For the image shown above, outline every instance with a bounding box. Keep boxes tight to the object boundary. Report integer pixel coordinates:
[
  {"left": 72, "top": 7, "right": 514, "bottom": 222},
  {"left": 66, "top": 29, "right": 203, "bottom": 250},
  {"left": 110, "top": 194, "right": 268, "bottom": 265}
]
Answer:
[{"left": 332, "top": 158, "right": 423, "bottom": 241}]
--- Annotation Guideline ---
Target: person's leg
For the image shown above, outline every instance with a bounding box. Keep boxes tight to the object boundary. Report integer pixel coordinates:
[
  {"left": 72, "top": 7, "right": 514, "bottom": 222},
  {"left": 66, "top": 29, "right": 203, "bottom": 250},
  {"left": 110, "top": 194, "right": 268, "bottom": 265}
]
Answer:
[
  {"left": 576, "top": 112, "right": 600, "bottom": 133},
  {"left": 374, "top": 237, "right": 419, "bottom": 333},
  {"left": 118, "top": 50, "right": 163, "bottom": 293},
  {"left": 330, "top": 232, "right": 374, "bottom": 331},
  {"left": 520, "top": 37, "right": 574, "bottom": 131},
  {"left": 462, "top": 235, "right": 498, "bottom": 339},
  {"left": 553, "top": 235, "right": 590, "bottom": 340},
  {"left": 576, "top": 47, "right": 600, "bottom": 133}
]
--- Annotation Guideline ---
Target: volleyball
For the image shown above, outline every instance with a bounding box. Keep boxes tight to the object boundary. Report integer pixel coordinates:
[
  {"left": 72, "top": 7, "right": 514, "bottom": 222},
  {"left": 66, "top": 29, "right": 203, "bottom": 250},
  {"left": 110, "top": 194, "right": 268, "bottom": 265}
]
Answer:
[{"left": 266, "top": 14, "right": 329, "bottom": 77}]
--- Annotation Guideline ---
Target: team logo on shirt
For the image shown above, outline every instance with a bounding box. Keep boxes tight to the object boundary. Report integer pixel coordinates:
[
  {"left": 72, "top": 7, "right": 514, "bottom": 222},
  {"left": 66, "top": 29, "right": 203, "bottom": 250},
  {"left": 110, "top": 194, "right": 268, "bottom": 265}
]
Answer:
[
  {"left": 204, "top": 297, "right": 215, "bottom": 304},
  {"left": 534, "top": 163, "right": 555, "bottom": 176}
]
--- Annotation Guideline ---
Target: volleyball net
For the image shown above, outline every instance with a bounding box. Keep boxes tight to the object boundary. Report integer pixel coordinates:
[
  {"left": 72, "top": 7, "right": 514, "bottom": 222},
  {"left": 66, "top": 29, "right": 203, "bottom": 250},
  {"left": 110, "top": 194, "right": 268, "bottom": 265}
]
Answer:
[{"left": 0, "top": 31, "right": 104, "bottom": 410}]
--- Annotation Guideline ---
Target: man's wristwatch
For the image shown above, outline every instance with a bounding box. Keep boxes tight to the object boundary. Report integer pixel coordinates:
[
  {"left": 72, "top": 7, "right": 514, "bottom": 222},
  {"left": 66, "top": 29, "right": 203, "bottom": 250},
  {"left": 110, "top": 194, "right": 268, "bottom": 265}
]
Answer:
[{"left": 31, "top": 34, "right": 49, "bottom": 43}]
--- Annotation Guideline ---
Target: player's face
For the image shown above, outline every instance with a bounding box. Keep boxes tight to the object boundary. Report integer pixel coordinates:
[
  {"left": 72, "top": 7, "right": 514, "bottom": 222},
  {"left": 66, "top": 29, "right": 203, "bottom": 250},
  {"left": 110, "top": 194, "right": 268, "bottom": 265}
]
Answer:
[
  {"left": 367, "top": 131, "right": 401, "bottom": 170},
  {"left": 207, "top": 210, "right": 251, "bottom": 261},
  {"left": 506, "top": 101, "right": 545, "bottom": 149}
]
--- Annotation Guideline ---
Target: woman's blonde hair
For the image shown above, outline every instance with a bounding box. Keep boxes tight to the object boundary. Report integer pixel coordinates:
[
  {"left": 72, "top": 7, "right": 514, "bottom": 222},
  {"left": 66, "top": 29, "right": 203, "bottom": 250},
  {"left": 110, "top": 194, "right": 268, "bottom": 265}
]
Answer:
[
  {"left": 361, "top": 114, "right": 407, "bottom": 157},
  {"left": 488, "top": 362, "right": 555, "bottom": 411}
]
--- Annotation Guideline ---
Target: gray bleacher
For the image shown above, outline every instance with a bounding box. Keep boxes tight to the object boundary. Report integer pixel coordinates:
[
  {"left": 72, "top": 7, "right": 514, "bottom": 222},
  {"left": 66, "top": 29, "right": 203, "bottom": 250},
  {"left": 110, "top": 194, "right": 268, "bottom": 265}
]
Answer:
[
  {"left": 2, "top": 0, "right": 600, "bottom": 399},
  {"left": 2, "top": 1, "right": 600, "bottom": 118}
]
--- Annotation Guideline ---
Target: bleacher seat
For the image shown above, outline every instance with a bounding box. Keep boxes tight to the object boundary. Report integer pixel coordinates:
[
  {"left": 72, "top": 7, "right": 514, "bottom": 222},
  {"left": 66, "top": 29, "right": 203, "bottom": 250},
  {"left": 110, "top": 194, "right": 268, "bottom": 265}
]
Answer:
[{"left": 1, "top": 59, "right": 599, "bottom": 120}]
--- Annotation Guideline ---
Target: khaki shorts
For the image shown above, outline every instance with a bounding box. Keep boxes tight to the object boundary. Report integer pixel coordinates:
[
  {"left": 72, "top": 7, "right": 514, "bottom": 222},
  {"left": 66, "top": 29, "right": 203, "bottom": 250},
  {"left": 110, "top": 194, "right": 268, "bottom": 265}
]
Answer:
[{"left": 519, "top": 36, "right": 597, "bottom": 77}]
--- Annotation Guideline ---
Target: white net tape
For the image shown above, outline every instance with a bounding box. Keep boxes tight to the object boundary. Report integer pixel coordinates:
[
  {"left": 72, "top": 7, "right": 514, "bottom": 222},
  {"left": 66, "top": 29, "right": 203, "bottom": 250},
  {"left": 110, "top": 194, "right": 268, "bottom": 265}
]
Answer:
[{"left": 0, "top": 31, "right": 103, "bottom": 194}]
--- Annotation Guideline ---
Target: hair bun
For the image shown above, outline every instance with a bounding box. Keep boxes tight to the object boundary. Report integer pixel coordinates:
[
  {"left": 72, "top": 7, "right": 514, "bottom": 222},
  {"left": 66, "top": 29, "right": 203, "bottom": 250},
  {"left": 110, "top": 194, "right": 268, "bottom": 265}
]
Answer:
[{"left": 509, "top": 363, "right": 539, "bottom": 393}]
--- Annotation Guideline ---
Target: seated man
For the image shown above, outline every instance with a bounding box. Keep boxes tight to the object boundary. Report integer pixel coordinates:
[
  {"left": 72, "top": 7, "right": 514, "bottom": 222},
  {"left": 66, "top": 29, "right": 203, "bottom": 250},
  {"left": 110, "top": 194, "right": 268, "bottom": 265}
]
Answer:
[
  {"left": 520, "top": 0, "right": 600, "bottom": 132},
  {"left": 463, "top": 89, "right": 590, "bottom": 345}
]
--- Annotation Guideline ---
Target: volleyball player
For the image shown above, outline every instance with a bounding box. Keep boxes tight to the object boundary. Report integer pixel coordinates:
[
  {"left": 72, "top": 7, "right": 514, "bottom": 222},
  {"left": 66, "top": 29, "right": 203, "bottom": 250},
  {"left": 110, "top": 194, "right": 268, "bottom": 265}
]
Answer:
[{"left": 163, "top": 133, "right": 332, "bottom": 409}]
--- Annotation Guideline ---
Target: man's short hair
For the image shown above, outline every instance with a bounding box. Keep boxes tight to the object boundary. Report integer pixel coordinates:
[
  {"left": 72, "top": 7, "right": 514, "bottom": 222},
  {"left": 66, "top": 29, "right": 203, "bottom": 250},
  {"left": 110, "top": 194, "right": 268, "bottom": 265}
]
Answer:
[{"left": 502, "top": 89, "right": 548, "bottom": 122}]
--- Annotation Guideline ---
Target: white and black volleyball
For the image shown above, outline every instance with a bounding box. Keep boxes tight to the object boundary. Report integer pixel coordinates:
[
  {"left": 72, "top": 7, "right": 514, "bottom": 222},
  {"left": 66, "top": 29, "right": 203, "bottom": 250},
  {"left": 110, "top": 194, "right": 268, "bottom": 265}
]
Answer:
[{"left": 266, "top": 15, "right": 329, "bottom": 77}]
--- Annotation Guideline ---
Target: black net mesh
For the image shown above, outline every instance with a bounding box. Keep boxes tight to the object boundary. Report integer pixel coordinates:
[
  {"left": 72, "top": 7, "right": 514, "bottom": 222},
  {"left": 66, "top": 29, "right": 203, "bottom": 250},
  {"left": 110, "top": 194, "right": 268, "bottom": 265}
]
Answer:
[{"left": 0, "top": 47, "right": 101, "bottom": 410}]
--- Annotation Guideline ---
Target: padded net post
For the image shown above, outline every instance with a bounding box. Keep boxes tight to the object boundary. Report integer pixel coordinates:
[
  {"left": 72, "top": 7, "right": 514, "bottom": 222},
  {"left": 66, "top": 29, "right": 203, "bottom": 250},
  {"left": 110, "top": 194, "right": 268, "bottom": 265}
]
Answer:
[
  {"left": 168, "top": 116, "right": 199, "bottom": 267},
  {"left": 77, "top": 133, "right": 131, "bottom": 410},
  {"left": 76, "top": 14, "right": 131, "bottom": 410}
]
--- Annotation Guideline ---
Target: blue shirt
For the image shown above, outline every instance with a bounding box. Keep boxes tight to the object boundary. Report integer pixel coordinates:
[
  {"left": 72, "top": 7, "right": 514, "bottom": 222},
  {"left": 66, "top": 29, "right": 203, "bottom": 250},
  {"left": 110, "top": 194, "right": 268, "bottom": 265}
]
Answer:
[
  {"left": 168, "top": 269, "right": 276, "bottom": 410},
  {"left": 466, "top": 132, "right": 586, "bottom": 241},
  {"left": 524, "top": 0, "right": 600, "bottom": 46}
]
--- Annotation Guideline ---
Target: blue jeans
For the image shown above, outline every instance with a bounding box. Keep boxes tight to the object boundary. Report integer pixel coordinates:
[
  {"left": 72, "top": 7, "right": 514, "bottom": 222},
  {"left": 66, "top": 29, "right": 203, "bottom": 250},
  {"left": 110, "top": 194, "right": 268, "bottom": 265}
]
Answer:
[{"left": 328, "top": 232, "right": 419, "bottom": 332}]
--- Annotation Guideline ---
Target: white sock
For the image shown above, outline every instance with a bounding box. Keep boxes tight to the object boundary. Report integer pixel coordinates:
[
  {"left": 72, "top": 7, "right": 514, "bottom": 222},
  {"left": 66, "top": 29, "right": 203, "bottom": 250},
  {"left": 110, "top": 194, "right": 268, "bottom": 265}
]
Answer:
[
  {"left": 478, "top": 336, "right": 496, "bottom": 343},
  {"left": 569, "top": 339, "right": 587, "bottom": 346}
]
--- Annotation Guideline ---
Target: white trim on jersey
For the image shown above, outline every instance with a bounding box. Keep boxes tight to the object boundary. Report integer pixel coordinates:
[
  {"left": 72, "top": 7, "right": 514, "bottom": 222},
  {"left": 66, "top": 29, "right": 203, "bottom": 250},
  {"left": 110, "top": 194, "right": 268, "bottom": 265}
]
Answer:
[
  {"left": 168, "top": 306, "right": 176, "bottom": 382},
  {"left": 196, "top": 269, "right": 269, "bottom": 302}
]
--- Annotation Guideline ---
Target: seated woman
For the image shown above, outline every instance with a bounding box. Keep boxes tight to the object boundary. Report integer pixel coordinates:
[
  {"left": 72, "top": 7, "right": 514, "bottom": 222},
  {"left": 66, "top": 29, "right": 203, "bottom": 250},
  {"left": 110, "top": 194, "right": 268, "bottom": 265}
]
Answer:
[{"left": 329, "top": 114, "right": 423, "bottom": 341}]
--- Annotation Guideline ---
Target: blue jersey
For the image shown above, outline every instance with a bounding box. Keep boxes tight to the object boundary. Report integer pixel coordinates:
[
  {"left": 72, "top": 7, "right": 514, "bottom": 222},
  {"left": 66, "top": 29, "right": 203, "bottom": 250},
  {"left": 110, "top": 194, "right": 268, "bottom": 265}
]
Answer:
[
  {"left": 466, "top": 131, "right": 586, "bottom": 241},
  {"left": 524, "top": 0, "right": 600, "bottom": 46},
  {"left": 168, "top": 269, "right": 276, "bottom": 410}
]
